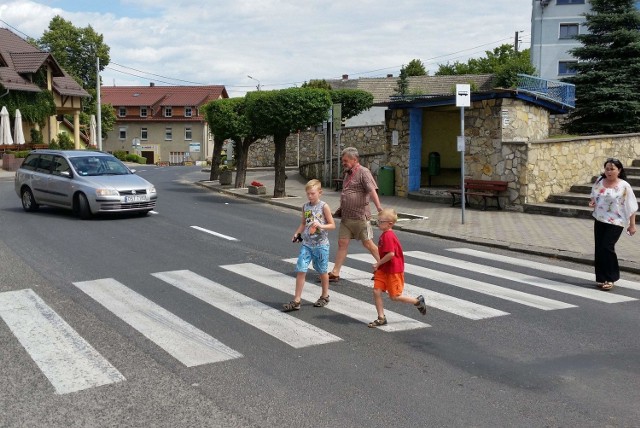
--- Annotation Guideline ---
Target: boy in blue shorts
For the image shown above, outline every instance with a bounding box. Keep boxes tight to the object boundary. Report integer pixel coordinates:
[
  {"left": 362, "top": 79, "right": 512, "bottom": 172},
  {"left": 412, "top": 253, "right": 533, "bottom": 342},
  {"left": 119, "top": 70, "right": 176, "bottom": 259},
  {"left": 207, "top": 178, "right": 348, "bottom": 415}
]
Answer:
[{"left": 283, "top": 179, "right": 336, "bottom": 312}]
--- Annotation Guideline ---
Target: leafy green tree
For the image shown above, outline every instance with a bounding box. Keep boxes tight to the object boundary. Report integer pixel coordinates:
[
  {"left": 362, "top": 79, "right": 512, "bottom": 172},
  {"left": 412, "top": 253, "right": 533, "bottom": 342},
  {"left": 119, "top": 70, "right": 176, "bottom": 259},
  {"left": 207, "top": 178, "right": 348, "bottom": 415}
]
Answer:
[
  {"left": 329, "top": 90, "right": 374, "bottom": 120},
  {"left": 35, "top": 15, "right": 112, "bottom": 135},
  {"left": 395, "top": 66, "right": 409, "bottom": 96},
  {"left": 565, "top": 0, "right": 640, "bottom": 134},
  {"left": 404, "top": 59, "right": 427, "bottom": 76},
  {"left": 202, "top": 97, "right": 262, "bottom": 187},
  {"left": 245, "top": 88, "right": 332, "bottom": 197},
  {"left": 301, "top": 79, "right": 332, "bottom": 90},
  {"left": 435, "top": 44, "right": 535, "bottom": 87}
]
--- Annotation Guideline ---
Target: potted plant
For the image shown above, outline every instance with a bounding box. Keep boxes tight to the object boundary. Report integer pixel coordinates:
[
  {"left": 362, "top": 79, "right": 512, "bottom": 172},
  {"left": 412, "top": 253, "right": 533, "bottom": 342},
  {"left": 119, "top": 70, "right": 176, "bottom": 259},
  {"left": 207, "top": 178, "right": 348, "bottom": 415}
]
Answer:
[
  {"left": 219, "top": 164, "right": 233, "bottom": 185},
  {"left": 248, "top": 180, "right": 266, "bottom": 195}
]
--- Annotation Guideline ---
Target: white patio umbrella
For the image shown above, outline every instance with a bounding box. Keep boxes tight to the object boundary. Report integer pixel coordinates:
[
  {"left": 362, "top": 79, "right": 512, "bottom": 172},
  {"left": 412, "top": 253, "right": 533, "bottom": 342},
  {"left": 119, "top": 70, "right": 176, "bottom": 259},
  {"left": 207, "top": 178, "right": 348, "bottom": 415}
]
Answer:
[
  {"left": 90, "top": 114, "right": 97, "bottom": 147},
  {"left": 0, "top": 106, "right": 14, "bottom": 146},
  {"left": 14, "top": 109, "right": 25, "bottom": 145}
]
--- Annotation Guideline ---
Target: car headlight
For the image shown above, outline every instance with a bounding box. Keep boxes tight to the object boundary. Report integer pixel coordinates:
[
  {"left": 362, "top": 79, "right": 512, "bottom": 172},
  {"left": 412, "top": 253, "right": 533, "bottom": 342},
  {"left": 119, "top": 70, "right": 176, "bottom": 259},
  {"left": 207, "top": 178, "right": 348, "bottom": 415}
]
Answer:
[
  {"left": 95, "top": 188, "right": 119, "bottom": 197},
  {"left": 148, "top": 186, "right": 157, "bottom": 194}
]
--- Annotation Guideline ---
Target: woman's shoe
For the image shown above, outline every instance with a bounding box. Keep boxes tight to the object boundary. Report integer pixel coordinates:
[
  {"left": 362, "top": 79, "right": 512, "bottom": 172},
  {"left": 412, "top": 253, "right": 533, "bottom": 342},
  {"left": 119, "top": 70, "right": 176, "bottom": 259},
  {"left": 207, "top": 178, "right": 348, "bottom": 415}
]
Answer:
[{"left": 601, "top": 282, "right": 614, "bottom": 291}]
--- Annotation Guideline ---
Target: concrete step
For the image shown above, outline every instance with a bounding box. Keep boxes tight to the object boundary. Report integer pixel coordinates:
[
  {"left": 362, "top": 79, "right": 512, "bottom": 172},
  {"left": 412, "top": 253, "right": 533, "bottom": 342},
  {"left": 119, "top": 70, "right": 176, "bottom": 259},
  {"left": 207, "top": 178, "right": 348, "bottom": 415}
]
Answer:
[
  {"left": 523, "top": 202, "right": 594, "bottom": 219},
  {"left": 546, "top": 192, "right": 590, "bottom": 206}
]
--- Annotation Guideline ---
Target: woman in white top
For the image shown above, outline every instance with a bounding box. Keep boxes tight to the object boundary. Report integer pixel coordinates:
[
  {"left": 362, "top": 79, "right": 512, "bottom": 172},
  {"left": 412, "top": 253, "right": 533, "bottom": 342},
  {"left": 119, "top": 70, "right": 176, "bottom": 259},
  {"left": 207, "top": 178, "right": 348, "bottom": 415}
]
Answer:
[{"left": 589, "top": 158, "right": 638, "bottom": 290}]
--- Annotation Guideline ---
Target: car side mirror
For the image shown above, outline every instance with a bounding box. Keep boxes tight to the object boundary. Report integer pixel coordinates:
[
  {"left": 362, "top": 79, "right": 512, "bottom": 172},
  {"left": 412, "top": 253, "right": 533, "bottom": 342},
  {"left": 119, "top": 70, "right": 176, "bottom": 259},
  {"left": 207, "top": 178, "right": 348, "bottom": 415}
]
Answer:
[
  {"left": 129, "top": 169, "right": 137, "bottom": 174},
  {"left": 60, "top": 171, "right": 72, "bottom": 178}
]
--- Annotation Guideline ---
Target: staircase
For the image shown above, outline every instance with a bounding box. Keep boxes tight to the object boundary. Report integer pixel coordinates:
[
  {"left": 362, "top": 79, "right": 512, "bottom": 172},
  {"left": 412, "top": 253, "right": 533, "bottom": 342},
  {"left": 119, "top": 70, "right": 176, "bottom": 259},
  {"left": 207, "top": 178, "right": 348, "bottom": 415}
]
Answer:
[{"left": 523, "top": 159, "right": 640, "bottom": 219}]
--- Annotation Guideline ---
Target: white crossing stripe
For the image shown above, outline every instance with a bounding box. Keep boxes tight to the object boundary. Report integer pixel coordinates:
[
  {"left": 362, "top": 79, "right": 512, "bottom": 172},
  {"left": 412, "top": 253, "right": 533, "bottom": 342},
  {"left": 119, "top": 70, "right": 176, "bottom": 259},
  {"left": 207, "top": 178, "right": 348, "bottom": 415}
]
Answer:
[
  {"left": 0, "top": 289, "right": 125, "bottom": 395},
  {"left": 404, "top": 251, "right": 636, "bottom": 304},
  {"left": 348, "top": 253, "right": 576, "bottom": 310},
  {"left": 283, "top": 258, "right": 508, "bottom": 320},
  {"left": 448, "top": 248, "right": 640, "bottom": 292},
  {"left": 222, "top": 263, "right": 429, "bottom": 331},
  {"left": 153, "top": 270, "right": 341, "bottom": 348},
  {"left": 190, "top": 225, "right": 238, "bottom": 241},
  {"left": 74, "top": 278, "right": 242, "bottom": 366}
]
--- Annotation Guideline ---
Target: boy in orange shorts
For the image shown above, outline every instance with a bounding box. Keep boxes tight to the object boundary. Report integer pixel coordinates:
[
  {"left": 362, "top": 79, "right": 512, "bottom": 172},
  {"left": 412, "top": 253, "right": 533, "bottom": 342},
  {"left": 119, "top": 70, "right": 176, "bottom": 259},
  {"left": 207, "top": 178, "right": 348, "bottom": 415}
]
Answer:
[{"left": 369, "top": 208, "right": 426, "bottom": 327}]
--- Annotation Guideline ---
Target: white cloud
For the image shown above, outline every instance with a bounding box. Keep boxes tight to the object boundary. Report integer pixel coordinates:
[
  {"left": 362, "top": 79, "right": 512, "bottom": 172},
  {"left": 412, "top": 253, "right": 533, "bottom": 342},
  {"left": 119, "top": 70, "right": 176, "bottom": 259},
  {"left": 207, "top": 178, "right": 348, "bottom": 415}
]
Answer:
[{"left": 0, "top": 0, "right": 532, "bottom": 96}]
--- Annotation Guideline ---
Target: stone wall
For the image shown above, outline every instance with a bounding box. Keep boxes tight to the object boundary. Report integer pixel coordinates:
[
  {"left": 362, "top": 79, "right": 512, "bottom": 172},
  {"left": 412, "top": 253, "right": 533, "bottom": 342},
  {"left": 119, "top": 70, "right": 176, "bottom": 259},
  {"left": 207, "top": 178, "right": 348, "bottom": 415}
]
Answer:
[{"left": 384, "top": 109, "right": 411, "bottom": 196}]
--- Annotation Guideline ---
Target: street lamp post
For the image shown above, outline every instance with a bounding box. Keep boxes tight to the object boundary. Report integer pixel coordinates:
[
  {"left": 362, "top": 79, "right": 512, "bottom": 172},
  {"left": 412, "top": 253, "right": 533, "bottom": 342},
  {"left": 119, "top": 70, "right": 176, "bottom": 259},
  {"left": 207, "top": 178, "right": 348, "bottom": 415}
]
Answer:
[{"left": 247, "top": 75, "right": 261, "bottom": 91}]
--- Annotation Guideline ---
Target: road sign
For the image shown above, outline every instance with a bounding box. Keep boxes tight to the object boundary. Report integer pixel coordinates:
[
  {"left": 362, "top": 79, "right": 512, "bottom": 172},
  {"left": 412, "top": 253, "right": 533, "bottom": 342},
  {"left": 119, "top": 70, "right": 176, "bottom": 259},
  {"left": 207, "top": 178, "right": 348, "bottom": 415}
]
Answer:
[{"left": 456, "top": 84, "right": 471, "bottom": 107}]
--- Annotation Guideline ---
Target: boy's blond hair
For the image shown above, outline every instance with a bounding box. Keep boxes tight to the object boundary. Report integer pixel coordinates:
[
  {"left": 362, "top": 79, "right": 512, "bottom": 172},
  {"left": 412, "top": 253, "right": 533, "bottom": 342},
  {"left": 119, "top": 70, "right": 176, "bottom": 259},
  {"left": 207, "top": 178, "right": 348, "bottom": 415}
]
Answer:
[
  {"left": 378, "top": 208, "right": 398, "bottom": 223},
  {"left": 305, "top": 179, "right": 322, "bottom": 192}
]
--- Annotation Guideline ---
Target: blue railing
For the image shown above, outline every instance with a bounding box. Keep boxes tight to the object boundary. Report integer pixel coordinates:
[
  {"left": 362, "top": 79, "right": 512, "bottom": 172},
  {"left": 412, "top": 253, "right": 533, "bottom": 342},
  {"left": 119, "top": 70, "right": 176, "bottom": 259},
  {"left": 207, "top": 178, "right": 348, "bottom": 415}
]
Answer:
[{"left": 516, "top": 74, "right": 575, "bottom": 108}]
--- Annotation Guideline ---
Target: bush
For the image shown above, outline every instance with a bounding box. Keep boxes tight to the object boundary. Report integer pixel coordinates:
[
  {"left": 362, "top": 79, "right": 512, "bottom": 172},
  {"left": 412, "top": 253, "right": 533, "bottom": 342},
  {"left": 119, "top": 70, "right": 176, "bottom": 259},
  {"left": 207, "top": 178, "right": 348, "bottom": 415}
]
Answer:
[
  {"left": 49, "top": 132, "right": 74, "bottom": 150},
  {"left": 113, "top": 151, "right": 127, "bottom": 161}
]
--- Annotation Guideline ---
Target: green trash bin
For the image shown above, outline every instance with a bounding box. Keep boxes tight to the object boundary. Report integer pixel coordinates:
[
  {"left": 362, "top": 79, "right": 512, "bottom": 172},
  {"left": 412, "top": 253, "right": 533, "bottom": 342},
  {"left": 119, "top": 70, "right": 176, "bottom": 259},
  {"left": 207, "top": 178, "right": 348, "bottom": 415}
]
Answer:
[
  {"left": 428, "top": 152, "right": 441, "bottom": 176},
  {"left": 378, "top": 166, "right": 395, "bottom": 196}
]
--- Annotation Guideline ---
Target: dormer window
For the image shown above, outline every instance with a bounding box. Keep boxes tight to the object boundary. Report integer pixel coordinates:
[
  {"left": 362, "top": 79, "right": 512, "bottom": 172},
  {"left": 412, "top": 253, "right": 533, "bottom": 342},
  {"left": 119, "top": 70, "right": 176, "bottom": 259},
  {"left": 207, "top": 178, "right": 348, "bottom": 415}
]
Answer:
[
  {"left": 118, "top": 107, "right": 126, "bottom": 117},
  {"left": 164, "top": 106, "right": 172, "bottom": 117},
  {"left": 185, "top": 107, "right": 192, "bottom": 117},
  {"left": 140, "top": 107, "right": 148, "bottom": 117}
]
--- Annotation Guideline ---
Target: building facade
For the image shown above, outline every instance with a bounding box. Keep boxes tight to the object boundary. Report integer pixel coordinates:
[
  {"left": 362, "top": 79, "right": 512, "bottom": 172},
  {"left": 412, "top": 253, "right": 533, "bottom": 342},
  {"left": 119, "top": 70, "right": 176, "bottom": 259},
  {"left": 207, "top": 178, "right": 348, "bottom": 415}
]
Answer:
[
  {"left": 531, "top": 0, "right": 640, "bottom": 81},
  {"left": 100, "top": 84, "right": 228, "bottom": 164}
]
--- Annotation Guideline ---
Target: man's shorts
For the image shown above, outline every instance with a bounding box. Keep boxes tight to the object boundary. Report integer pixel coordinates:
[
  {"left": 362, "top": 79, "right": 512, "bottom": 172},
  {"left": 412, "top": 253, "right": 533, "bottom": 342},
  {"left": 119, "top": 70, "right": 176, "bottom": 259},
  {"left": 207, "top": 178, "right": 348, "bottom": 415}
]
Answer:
[
  {"left": 338, "top": 218, "right": 373, "bottom": 241},
  {"left": 373, "top": 271, "right": 405, "bottom": 297},
  {"left": 295, "top": 244, "right": 330, "bottom": 273}
]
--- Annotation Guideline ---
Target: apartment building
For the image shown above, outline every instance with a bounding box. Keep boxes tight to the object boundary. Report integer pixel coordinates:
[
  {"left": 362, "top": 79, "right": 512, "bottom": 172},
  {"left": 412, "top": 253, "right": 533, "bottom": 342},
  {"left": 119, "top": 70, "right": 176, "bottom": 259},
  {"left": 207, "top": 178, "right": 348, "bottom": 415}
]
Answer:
[
  {"left": 531, "top": 0, "right": 640, "bottom": 81},
  {"left": 101, "top": 84, "right": 228, "bottom": 164}
]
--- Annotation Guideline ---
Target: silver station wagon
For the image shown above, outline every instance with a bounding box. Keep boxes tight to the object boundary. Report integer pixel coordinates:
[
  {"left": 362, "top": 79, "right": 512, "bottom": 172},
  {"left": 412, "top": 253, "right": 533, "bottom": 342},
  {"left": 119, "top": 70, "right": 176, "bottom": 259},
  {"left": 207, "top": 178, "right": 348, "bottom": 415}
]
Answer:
[{"left": 15, "top": 150, "right": 157, "bottom": 219}]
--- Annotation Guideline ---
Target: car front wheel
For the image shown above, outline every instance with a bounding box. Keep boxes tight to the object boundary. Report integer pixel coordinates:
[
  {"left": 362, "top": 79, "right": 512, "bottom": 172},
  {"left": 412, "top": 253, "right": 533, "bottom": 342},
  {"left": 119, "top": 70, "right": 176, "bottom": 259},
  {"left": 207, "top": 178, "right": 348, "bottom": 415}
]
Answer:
[
  {"left": 21, "top": 188, "right": 39, "bottom": 212},
  {"left": 77, "top": 193, "right": 93, "bottom": 220}
]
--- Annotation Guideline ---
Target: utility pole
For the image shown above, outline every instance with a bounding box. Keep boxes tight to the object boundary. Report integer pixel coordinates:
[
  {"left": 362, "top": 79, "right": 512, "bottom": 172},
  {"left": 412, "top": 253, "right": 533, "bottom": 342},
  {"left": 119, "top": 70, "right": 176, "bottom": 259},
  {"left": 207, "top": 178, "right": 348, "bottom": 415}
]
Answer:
[{"left": 514, "top": 31, "right": 519, "bottom": 52}]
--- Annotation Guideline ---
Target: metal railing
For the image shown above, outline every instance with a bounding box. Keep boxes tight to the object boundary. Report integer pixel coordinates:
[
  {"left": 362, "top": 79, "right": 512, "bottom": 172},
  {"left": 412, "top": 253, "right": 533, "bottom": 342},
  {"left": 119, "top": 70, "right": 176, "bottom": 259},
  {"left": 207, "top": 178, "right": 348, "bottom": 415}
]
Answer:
[{"left": 516, "top": 74, "right": 575, "bottom": 108}]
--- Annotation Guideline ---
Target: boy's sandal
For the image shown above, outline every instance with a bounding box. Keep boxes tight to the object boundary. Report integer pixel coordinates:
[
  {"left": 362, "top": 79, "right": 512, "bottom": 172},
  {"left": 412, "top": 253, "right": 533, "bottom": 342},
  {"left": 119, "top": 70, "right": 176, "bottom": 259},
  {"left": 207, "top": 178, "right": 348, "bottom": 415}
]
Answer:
[
  {"left": 316, "top": 273, "right": 340, "bottom": 283},
  {"left": 415, "top": 295, "right": 427, "bottom": 315},
  {"left": 282, "top": 300, "right": 301, "bottom": 312},
  {"left": 313, "top": 296, "right": 330, "bottom": 307},
  {"left": 601, "top": 282, "right": 614, "bottom": 291},
  {"left": 368, "top": 316, "right": 387, "bottom": 328}
]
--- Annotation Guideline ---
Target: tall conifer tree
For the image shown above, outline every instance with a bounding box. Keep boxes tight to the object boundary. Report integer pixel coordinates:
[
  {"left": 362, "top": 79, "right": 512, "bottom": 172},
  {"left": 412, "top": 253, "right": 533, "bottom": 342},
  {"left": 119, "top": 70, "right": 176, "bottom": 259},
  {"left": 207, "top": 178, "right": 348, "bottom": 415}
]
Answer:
[{"left": 566, "top": 0, "right": 640, "bottom": 134}]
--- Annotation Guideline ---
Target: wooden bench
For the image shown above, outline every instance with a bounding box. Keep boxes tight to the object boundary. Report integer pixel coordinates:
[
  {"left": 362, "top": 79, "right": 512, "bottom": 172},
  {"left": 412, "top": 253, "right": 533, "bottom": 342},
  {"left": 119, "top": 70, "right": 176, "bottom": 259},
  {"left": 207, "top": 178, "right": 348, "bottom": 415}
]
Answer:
[{"left": 449, "top": 179, "right": 509, "bottom": 210}]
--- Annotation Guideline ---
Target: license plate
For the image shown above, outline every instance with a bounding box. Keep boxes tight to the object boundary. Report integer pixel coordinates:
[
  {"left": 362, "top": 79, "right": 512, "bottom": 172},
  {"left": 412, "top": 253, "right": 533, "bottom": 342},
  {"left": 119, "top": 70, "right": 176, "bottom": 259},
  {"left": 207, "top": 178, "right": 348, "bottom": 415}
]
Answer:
[{"left": 124, "top": 195, "right": 148, "bottom": 203}]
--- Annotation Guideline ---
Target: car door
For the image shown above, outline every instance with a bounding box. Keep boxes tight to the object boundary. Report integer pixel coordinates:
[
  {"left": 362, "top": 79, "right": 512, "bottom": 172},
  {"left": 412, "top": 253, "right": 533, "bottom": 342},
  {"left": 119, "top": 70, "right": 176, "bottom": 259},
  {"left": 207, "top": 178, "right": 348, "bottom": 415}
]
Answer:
[
  {"left": 46, "top": 155, "right": 74, "bottom": 208},
  {"left": 31, "top": 154, "right": 54, "bottom": 203}
]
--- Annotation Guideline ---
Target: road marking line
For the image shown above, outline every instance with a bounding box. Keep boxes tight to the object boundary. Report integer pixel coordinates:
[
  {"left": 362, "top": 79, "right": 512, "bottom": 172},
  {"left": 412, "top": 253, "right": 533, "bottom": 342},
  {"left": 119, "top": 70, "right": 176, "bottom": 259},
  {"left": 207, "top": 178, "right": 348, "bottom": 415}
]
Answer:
[
  {"left": 153, "top": 270, "right": 342, "bottom": 348},
  {"left": 282, "top": 258, "right": 508, "bottom": 320},
  {"left": 222, "top": 263, "right": 429, "bottom": 331},
  {"left": 73, "top": 278, "right": 242, "bottom": 366},
  {"left": 190, "top": 225, "right": 238, "bottom": 241},
  {"left": 403, "top": 251, "right": 635, "bottom": 304},
  {"left": 448, "top": 248, "right": 640, "bottom": 292},
  {"left": 348, "top": 253, "right": 576, "bottom": 310},
  {"left": 0, "top": 289, "right": 125, "bottom": 395}
]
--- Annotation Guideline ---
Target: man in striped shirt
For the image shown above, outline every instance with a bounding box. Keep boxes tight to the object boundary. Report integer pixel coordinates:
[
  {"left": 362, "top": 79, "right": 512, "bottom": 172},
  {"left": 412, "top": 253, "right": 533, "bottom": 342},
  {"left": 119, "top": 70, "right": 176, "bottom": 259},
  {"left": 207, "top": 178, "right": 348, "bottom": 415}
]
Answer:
[{"left": 327, "top": 147, "right": 383, "bottom": 282}]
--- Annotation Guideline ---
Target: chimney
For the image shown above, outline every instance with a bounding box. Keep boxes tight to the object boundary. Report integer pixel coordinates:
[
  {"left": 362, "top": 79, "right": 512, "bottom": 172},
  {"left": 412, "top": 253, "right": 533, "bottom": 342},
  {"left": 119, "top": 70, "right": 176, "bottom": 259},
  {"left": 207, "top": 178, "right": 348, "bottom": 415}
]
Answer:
[
  {"left": 342, "top": 74, "right": 348, "bottom": 80},
  {"left": 150, "top": 82, "right": 155, "bottom": 87},
  {"left": 387, "top": 74, "right": 393, "bottom": 78}
]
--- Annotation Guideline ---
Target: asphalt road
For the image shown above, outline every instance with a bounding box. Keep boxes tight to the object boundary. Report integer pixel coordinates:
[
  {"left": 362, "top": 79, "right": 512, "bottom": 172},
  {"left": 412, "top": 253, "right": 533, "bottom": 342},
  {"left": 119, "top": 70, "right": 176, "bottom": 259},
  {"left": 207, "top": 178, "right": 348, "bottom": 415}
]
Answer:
[{"left": 1, "top": 166, "right": 639, "bottom": 428}]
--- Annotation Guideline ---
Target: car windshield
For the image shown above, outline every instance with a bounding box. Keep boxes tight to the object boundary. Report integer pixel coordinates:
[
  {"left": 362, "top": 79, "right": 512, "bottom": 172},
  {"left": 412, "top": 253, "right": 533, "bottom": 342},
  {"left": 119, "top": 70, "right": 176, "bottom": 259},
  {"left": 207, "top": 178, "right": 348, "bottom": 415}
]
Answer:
[{"left": 70, "top": 156, "right": 131, "bottom": 176}]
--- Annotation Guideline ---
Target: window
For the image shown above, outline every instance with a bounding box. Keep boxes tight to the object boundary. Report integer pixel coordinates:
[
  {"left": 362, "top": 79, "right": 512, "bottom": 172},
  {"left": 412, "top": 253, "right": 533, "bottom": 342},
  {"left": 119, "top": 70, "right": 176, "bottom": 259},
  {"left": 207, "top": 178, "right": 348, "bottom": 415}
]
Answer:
[
  {"left": 185, "top": 107, "right": 192, "bottom": 117},
  {"left": 556, "top": 0, "right": 585, "bottom": 4},
  {"left": 51, "top": 156, "right": 71, "bottom": 176},
  {"left": 185, "top": 127, "right": 192, "bottom": 140},
  {"left": 559, "top": 23, "right": 579, "bottom": 39},
  {"left": 558, "top": 61, "right": 578, "bottom": 75},
  {"left": 36, "top": 154, "right": 54, "bottom": 174},
  {"left": 141, "top": 128, "right": 148, "bottom": 140},
  {"left": 164, "top": 106, "right": 172, "bottom": 117},
  {"left": 119, "top": 127, "right": 127, "bottom": 140},
  {"left": 165, "top": 127, "right": 172, "bottom": 141},
  {"left": 22, "top": 154, "right": 40, "bottom": 171},
  {"left": 118, "top": 107, "right": 126, "bottom": 117},
  {"left": 140, "top": 107, "right": 148, "bottom": 117}
]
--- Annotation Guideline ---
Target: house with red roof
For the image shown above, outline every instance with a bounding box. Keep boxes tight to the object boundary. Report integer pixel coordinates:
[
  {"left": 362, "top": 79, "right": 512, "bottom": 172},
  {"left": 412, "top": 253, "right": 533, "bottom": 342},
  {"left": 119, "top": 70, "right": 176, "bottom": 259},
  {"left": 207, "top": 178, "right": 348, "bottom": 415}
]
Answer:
[
  {"left": 0, "top": 27, "right": 89, "bottom": 149},
  {"left": 100, "top": 84, "right": 228, "bottom": 164}
]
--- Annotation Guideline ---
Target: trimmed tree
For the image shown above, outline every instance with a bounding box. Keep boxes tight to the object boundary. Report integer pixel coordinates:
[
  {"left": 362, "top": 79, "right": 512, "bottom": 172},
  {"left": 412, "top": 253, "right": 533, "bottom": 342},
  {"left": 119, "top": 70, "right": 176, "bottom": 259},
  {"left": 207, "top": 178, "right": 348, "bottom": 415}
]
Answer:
[
  {"left": 245, "top": 88, "right": 332, "bottom": 198},
  {"left": 202, "top": 97, "right": 261, "bottom": 187},
  {"left": 565, "top": 0, "right": 640, "bottom": 134},
  {"left": 329, "top": 89, "right": 374, "bottom": 120}
]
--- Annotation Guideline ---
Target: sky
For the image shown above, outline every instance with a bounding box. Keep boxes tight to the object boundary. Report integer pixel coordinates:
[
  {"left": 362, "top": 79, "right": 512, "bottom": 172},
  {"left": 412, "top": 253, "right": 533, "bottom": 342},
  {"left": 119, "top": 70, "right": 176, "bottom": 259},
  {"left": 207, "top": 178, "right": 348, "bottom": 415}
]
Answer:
[{"left": 0, "top": 0, "right": 533, "bottom": 97}]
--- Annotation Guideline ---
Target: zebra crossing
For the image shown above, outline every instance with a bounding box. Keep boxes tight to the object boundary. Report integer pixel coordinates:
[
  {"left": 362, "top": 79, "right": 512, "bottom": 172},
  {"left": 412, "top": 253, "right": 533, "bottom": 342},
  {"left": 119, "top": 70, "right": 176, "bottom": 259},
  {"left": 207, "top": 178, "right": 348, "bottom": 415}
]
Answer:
[{"left": 1, "top": 248, "right": 639, "bottom": 395}]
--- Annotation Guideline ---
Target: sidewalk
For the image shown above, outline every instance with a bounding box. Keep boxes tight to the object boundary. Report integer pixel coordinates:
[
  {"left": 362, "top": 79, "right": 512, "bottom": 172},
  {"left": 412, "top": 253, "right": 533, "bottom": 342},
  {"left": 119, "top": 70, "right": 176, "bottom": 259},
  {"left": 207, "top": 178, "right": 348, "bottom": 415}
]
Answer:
[{"left": 196, "top": 167, "right": 640, "bottom": 275}]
